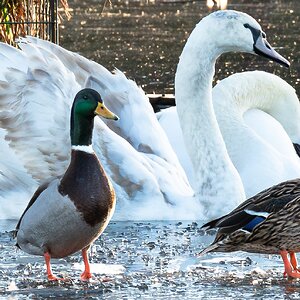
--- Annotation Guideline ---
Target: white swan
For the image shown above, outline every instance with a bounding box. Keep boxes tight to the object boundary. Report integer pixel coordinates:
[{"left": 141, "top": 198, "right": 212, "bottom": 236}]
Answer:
[
  {"left": 0, "top": 37, "right": 196, "bottom": 220},
  {"left": 0, "top": 10, "right": 291, "bottom": 220},
  {"left": 158, "top": 71, "right": 300, "bottom": 197},
  {"left": 173, "top": 10, "right": 292, "bottom": 216}
]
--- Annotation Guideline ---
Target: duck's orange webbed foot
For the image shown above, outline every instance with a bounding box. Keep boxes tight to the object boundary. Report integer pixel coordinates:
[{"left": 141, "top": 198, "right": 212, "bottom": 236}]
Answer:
[
  {"left": 80, "top": 247, "right": 93, "bottom": 281},
  {"left": 289, "top": 252, "right": 300, "bottom": 272},
  {"left": 283, "top": 269, "right": 300, "bottom": 279},
  {"left": 47, "top": 274, "right": 65, "bottom": 281},
  {"left": 281, "top": 251, "right": 300, "bottom": 279},
  {"left": 44, "top": 252, "right": 65, "bottom": 281},
  {"left": 80, "top": 271, "right": 92, "bottom": 281}
]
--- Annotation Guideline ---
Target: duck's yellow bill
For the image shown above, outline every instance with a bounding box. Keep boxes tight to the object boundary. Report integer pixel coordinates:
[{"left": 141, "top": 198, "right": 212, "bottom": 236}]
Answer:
[{"left": 95, "top": 103, "right": 119, "bottom": 121}]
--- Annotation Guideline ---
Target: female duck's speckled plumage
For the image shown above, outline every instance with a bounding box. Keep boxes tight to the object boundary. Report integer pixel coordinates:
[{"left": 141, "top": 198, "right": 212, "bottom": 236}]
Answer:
[
  {"left": 201, "top": 178, "right": 300, "bottom": 277},
  {"left": 15, "top": 88, "right": 118, "bottom": 280}
]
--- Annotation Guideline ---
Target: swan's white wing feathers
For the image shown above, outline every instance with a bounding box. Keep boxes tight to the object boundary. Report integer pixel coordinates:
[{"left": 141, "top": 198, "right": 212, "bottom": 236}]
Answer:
[
  {"left": 0, "top": 37, "right": 195, "bottom": 220},
  {"left": 92, "top": 120, "right": 195, "bottom": 220},
  {"left": 0, "top": 44, "right": 75, "bottom": 183},
  {"left": 156, "top": 106, "right": 195, "bottom": 186},
  {"left": 21, "top": 37, "right": 184, "bottom": 169},
  {"left": 86, "top": 72, "right": 183, "bottom": 167}
]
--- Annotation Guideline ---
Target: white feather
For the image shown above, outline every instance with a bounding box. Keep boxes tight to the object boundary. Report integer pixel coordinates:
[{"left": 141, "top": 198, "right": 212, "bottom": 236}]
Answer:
[
  {"left": 0, "top": 11, "right": 295, "bottom": 221},
  {"left": 244, "top": 209, "right": 270, "bottom": 218},
  {"left": 159, "top": 71, "right": 300, "bottom": 199},
  {"left": 0, "top": 37, "right": 196, "bottom": 221},
  {"left": 72, "top": 145, "right": 94, "bottom": 154}
]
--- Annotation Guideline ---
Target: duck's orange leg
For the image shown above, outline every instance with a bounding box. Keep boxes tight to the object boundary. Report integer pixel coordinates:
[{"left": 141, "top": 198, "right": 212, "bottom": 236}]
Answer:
[
  {"left": 281, "top": 250, "right": 300, "bottom": 278},
  {"left": 80, "top": 247, "right": 92, "bottom": 281},
  {"left": 289, "top": 252, "right": 300, "bottom": 271},
  {"left": 44, "top": 252, "right": 63, "bottom": 281}
]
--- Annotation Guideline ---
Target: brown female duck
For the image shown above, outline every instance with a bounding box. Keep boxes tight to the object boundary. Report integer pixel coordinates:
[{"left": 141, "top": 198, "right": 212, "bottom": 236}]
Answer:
[{"left": 201, "top": 179, "right": 300, "bottom": 278}]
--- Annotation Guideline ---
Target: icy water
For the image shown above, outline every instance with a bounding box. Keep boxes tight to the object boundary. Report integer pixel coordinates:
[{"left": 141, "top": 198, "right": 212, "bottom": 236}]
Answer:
[
  {"left": 2, "top": 220, "right": 300, "bottom": 299},
  {"left": 60, "top": 0, "right": 300, "bottom": 96},
  {"left": 1, "top": 0, "right": 300, "bottom": 299}
]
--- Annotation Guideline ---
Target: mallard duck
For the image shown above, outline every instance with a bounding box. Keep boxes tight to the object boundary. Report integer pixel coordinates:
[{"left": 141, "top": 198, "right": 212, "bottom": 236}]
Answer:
[
  {"left": 15, "top": 88, "right": 118, "bottom": 281},
  {"left": 0, "top": 10, "right": 295, "bottom": 221},
  {"left": 200, "top": 179, "right": 300, "bottom": 278}
]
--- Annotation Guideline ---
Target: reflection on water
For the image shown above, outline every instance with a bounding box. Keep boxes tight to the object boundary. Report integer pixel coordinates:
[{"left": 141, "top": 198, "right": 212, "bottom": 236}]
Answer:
[
  {"left": 207, "top": 0, "right": 228, "bottom": 10},
  {"left": 60, "top": 0, "right": 299, "bottom": 97}
]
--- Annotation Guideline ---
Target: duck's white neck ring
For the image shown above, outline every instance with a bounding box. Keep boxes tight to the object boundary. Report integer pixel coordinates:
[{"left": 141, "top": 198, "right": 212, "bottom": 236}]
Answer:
[{"left": 71, "top": 145, "right": 94, "bottom": 154}]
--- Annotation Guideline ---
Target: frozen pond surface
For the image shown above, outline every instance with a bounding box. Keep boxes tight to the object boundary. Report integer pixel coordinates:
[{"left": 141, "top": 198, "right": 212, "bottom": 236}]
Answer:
[
  {"left": 1, "top": 220, "right": 300, "bottom": 299},
  {"left": 1, "top": 0, "right": 300, "bottom": 299}
]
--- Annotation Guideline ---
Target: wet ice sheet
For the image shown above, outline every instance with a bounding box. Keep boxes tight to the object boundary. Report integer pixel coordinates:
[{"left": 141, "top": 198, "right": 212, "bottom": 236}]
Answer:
[{"left": 1, "top": 220, "right": 300, "bottom": 299}]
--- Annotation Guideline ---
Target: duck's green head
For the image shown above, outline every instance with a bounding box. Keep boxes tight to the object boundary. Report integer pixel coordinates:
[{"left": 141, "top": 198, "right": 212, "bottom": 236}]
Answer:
[
  {"left": 73, "top": 88, "right": 119, "bottom": 121},
  {"left": 71, "top": 88, "right": 119, "bottom": 146}
]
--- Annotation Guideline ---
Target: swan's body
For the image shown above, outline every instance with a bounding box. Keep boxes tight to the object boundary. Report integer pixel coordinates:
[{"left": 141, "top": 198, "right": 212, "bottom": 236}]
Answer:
[
  {"left": 158, "top": 71, "right": 300, "bottom": 197},
  {"left": 0, "top": 37, "right": 197, "bottom": 221},
  {"left": 0, "top": 10, "right": 291, "bottom": 220}
]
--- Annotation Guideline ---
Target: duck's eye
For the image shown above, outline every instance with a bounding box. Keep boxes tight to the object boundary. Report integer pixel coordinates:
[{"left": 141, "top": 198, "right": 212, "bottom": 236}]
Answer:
[
  {"left": 261, "top": 31, "right": 266, "bottom": 39},
  {"left": 83, "top": 95, "right": 88, "bottom": 100}
]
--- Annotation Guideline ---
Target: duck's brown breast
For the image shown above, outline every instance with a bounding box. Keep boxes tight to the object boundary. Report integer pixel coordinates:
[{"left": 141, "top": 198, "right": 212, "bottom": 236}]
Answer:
[{"left": 59, "top": 150, "right": 116, "bottom": 227}]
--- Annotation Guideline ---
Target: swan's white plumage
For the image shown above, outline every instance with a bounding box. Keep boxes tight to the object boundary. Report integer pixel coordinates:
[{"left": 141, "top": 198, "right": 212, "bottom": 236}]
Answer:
[
  {"left": 214, "top": 71, "right": 300, "bottom": 196},
  {"left": 174, "top": 10, "right": 259, "bottom": 215},
  {"left": 0, "top": 37, "right": 197, "bottom": 220},
  {"left": 0, "top": 10, "right": 296, "bottom": 221},
  {"left": 159, "top": 71, "right": 300, "bottom": 198}
]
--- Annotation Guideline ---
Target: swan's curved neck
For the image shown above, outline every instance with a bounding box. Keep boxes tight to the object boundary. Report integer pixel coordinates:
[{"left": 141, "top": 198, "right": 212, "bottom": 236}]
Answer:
[
  {"left": 213, "top": 71, "right": 300, "bottom": 145},
  {"left": 175, "top": 26, "right": 245, "bottom": 208}
]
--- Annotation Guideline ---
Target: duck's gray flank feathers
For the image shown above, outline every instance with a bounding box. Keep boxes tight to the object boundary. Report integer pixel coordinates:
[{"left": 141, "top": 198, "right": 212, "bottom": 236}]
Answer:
[{"left": 15, "top": 178, "right": 54, "bottom": 237}]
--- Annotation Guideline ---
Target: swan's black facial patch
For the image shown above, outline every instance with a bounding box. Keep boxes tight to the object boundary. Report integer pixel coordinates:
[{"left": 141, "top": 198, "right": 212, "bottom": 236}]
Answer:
[
  {"left": 243, "top": 23, "right": 261, "bottom": 44},
  {"left": 244, "top": 23, "right": 269, "bottom": 56},
  {"left": 243, "top": 23, "right": 289, "bottom": 68},
  {"left": 293, "top": 143, "right": 300, "bottom": 157}
]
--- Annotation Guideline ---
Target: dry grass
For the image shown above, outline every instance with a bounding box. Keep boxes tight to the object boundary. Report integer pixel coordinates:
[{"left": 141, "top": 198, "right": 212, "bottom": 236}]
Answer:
[{"left": 0, "top": 0, "right": 71, "bottom": 44}]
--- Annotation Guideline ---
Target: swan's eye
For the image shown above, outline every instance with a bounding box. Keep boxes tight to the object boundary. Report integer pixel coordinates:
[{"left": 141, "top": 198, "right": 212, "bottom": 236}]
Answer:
[{"left": 243, "top": 23, "right": 261, "bottom": 43}]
